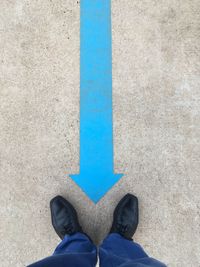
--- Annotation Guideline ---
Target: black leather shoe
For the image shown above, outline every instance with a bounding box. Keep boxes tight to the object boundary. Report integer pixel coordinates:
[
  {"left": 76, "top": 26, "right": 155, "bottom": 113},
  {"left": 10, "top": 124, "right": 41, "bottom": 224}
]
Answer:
[
  {"left": 110, "top": 193, "right": 139, "bottom": 240},
  {"left": 50, "top": 196, "right": 83, "bottom": 239}
]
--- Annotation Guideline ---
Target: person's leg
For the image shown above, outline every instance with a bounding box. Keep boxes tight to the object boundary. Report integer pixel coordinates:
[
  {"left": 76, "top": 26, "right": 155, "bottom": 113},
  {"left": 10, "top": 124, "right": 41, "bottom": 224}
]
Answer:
[
  {"left": 28, "top": 232, "right": 97, "bottom": 267},
  {"left": 99, "top": 194, "right": 166, "bottom": 267},
  {"left": 27, "top": 196, "right": 97, "bottom": 267},
  {"left": 53, "top": 233, "right": 95, "bottom": 256},
  {"left": 99, "top": 233, "right": 166, "bottom": 267}
]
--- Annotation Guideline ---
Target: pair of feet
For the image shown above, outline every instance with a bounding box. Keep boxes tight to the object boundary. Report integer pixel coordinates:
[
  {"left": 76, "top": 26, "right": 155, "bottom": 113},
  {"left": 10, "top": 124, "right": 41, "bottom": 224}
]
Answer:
[{"left": 50, "top": 193, "right": 139, "bottom": 241}]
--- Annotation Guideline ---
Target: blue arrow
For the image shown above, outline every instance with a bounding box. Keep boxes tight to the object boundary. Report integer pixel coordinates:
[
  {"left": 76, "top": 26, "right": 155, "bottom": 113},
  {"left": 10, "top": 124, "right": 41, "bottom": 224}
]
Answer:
[{"left": 69, "top": 0, "right": 123, "bottom": 203}]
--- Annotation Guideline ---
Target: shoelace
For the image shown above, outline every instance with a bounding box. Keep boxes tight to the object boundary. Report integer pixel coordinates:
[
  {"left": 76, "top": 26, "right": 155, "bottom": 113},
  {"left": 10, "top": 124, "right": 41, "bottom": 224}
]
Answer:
[
  {"left": 116, "top": 223, "right": 129, "bottom": 233},
  {"left": 62, "top": 223, "right": 74, "bottom": 235}
]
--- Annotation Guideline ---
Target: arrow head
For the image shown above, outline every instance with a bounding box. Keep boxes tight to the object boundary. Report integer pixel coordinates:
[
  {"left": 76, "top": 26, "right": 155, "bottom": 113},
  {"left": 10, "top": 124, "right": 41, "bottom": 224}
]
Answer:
[{"left": 69, "top": 172, "right": 123, "bottom": 203}]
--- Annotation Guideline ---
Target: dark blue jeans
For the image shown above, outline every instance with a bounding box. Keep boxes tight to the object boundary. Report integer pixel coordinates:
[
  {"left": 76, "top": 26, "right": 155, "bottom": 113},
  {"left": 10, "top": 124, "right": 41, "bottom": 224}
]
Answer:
[{"left": 28, "top": 233, "right": 166, "bottom": 267}]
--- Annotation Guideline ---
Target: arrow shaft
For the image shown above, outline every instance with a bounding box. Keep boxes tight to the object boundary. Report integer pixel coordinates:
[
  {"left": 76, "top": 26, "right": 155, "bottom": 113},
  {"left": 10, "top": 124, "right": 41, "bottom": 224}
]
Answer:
[{"left": 80, "top": 0, "right": 113, "bottom": 172}]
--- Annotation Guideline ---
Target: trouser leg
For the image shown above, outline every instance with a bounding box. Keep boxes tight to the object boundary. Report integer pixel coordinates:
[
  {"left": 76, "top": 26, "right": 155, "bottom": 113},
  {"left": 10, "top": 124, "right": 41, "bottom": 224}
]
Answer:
[
  {"left": 99, "top": 233, "right": 166, "bottom": 267},
  {"left": 28, "top": 233, "right": 97, "bottom": 267}
]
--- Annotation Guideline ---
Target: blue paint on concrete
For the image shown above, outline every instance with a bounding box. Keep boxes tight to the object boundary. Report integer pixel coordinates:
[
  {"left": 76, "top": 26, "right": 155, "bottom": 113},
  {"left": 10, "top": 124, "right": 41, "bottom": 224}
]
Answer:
[{"left": 70, "top": 0, "right": 123, "bottom": 203}]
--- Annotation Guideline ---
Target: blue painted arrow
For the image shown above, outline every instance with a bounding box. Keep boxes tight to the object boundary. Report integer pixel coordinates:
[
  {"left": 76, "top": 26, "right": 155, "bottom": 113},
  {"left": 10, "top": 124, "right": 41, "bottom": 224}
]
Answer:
[{"left": 69, "top": 0, "right": 123, "bottom": 203}]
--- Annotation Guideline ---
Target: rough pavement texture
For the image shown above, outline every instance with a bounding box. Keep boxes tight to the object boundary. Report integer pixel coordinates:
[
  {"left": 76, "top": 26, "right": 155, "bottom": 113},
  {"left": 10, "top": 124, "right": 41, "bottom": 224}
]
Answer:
[{"left": 0, "top": 1, "right": 200, "bottom": 266}]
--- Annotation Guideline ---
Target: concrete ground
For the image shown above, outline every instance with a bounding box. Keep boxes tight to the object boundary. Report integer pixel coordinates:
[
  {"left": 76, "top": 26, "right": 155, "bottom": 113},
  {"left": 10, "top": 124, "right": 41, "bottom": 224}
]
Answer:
[{"left": 0, "top": 0, "right": 200, "bottom": 266}]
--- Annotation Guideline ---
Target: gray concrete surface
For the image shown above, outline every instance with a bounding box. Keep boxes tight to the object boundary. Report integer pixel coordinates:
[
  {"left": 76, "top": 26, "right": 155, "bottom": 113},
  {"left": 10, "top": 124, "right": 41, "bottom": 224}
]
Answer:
[{"left": 0, "top": 0, "right": 200, "bottom": 266}]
